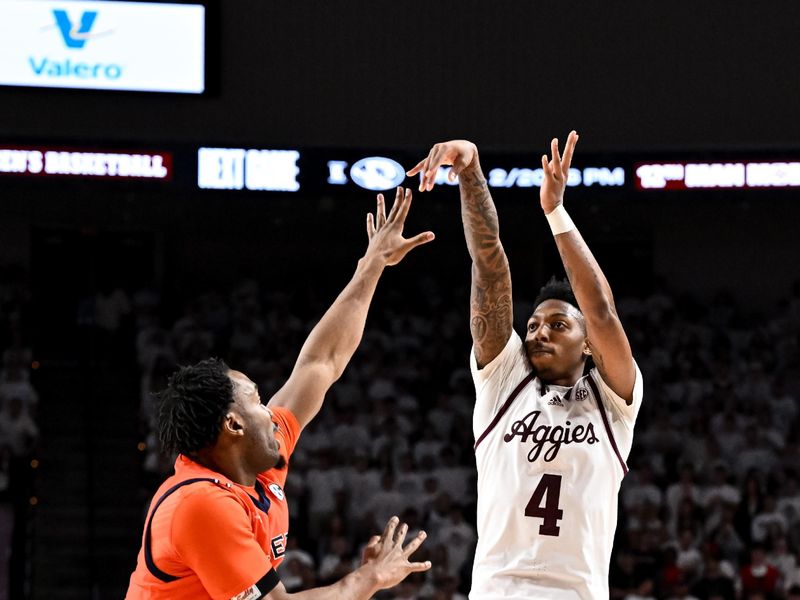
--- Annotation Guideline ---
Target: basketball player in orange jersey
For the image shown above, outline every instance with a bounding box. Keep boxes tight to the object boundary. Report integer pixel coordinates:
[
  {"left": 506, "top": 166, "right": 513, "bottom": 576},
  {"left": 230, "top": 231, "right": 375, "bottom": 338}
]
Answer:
[
  {"left": 409, "top": 133, "right": 642, "bottom": 599},
  {"left": 126, "top": 187, "right": 434, "bottom": 600}
]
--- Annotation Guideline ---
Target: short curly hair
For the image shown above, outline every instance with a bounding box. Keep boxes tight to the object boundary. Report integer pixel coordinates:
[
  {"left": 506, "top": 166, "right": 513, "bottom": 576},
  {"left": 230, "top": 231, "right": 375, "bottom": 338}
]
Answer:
[
  {"left": 157, "top": 358, "right": 234, "bottom": 456},
  {"left": 533, "top": 277, "right": 580, "bottom": 313},
  {"left": 531, "top": 277, "right": 592, "bottom": 376}
]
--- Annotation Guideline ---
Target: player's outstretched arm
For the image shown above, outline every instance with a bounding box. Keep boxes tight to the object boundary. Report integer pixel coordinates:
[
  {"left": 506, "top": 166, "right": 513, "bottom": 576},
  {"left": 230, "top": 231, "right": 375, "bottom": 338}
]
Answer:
[
  {"left": 266, "top": 517, "right": 431, "bottom": 600},
  {"left": 268, "top": 187, "right": 434, "bottom": 429},
  {"left": 408, "top": 141, "right": 513, "bottom": 368},
  {"left": 541, "top": 131, "right": 636, "bottom": 401}
]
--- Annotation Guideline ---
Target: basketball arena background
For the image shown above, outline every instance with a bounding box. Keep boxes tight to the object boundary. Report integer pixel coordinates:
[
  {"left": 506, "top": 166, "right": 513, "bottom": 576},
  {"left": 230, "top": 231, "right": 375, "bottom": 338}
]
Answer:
[{"left": 0, "top": 1, "right": 799, "bottom": 598}]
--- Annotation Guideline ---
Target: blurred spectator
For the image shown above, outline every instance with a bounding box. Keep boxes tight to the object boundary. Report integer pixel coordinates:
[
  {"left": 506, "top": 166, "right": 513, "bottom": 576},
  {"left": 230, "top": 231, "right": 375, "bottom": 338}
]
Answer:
[
  {"left": 318, "top": 535, "right": 356, "bottom": 584},
  {"left": 623, "top": 463, "right": 663, "bottom": 513},
  {"left": 95, "top": 284, "right": 131, "bottom": 334},
  {"left": 306, "top": 450, "right": 342, "bottom": 538},
  {"left": 766, "top": 536, "right": 797, "bottom": 591},
  {"left": 624, "top": 577, "right": 657, "bottom": 600},
  {"left": 278, "top": 536, "right": 316, "bottom": 592},
  {"left": 752, "top": 495, "right": 788, "bottom": 544},
  {"left": 735, "top": 473, "right": 765, "bottom": 546},
  {"left": 778, "top": 476, "right": 800, "bottom": 526},
  {"left": 435, "top": 507, "right": 476, "bottom": 577},
  {"left": 739, "top": 545, "right": 781, "bottom": 598},
  {"left": 433, "top": 448, "right": 472, "bottom": 504},
  {"left": 0, "top": 397, "right": 38, "bottom": 457},
  {"left": 666, "top": 465, "right": 703, "bottom": 529},
  {"left": 0, "top": 356, "right": 38, "bottom": 418},
  {"left": 690, "top": 555, "right": 735, "bottom": 600},
  {"left": 611, "top": 549, "right": 646, "bottom": 600},
  {"left": 673, "top": 529, "right": 703, "bottom": 582},
  {"left": 364, "top": 472, "right": 408, "bottom": 527}
]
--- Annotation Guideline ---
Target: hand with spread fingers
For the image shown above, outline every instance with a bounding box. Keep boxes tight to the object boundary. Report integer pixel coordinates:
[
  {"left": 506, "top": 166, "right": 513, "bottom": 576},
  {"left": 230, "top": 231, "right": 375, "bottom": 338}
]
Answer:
[
  {"left": 406, "top": 140, "right": 480, "bottom": 192},
  {"left": 540, "top": 130, "right": 579, "bottom": 214},
  {"left": 360, "top": 516, "right": 431, "bottom": 589},
  {"left": 365, "top": 186, "right": 435, "bottom": 266}
]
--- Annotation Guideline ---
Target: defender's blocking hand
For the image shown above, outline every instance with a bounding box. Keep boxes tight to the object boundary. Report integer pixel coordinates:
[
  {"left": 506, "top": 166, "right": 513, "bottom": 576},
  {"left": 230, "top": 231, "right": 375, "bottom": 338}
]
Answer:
[
  {"left": 365, "top": 187, "right": 434, "bottom": 266},
  {"left": 360, "top": 516, "right": 431, "bottom": 590}
]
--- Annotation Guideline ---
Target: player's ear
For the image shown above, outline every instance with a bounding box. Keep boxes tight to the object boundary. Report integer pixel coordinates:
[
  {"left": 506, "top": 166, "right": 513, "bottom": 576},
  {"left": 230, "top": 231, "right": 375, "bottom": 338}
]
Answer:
[
  {"left": 582, "top": 339, "right": 592, "bottom": 357},
  {"left": 222, "top": 411, "right": 245, "bottom": 437}
]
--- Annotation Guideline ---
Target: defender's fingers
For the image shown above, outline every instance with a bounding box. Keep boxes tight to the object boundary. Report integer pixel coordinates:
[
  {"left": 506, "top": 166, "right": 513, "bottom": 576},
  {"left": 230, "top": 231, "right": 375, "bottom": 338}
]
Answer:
[
  {"left": 393, "top": 522, "right": 409, "bottom": 546},
  {"left": 386, "top": 186, "right": 404, "bottom": 222},
  {"left": 395, "top": 188, "right": 414, "bottom": 224},
  {"left": 365, "top": 535, "right": 380, "bottom": 548},
  {"left": 406, "top": 560, "right": 432, "bottom": 572},
  {"left": 367, "top": 213, "right": 375, "bottom": 238},
  {"left": 561, "top": 130, "right": 578, "bottom": 173},
  {"left": 403, "top": 231, "right": 435, "bottom": 251},
  {"left": 402, "top": 530, "right": 427, "bottom": 558},
  {"left": 377, "top": 193, "right": 386, "bottom": 227},
  {"left": 381, "top": 516, "right": 399, "bottom": 544}
]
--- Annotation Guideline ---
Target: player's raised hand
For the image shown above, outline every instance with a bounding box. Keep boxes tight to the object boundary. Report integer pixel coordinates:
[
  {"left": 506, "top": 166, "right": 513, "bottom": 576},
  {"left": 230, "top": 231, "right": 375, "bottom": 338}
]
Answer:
[
  {"left": 407, "top": 140, "right": 479, "bottom": 192},
  {"left": 365, "top": 187, "right": 434, "bottom": 266},
  {"left": 360, "top": 516, "right": 431, "bottom": 589},
  {"left": 540, "top": 130, "right": 579, "bottom": 214}
]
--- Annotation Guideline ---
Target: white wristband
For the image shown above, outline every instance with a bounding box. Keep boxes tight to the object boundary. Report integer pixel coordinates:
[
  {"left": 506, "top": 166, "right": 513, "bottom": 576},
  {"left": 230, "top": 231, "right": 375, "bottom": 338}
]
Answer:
[{"left": 545, "top": 205, "right": 575, "bottom": 236}]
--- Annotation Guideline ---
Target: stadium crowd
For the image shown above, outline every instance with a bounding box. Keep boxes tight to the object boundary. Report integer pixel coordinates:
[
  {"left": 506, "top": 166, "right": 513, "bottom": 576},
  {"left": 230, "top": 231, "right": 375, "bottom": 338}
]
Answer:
[
  {"left": 132, "top": 275, "right": 800, "bottom": 600},
  {"left": 0, "top": 266, "right": 39, "bottom": 600}
]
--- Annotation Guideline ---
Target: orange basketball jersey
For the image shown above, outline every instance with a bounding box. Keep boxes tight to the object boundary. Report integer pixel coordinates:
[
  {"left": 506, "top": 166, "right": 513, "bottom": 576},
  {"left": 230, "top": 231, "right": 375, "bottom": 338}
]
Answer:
[{"left": 126, "top": 406, "right": 300, "bottom": 600}]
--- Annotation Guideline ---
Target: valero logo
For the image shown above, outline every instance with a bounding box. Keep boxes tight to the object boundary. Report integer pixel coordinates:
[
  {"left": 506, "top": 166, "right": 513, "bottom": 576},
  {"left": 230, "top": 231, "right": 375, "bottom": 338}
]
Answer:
[
  {"left": 29, "top": 9, "right": 122, "bottom": 81},
  {"left": 52, "top": 9, "right": 98, "bottom": 49}
]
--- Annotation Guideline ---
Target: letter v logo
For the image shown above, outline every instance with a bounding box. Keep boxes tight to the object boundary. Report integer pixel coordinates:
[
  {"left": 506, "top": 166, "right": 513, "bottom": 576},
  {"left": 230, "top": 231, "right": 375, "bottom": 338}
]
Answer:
[{"left": 52, "top": 10, "right": 98, "bottom": 49}]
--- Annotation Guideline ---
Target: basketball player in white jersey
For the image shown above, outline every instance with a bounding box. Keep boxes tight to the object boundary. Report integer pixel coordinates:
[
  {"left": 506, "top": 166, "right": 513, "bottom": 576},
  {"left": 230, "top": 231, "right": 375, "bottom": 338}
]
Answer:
[{"left": 408, "top": 132, "right": 642, "bottom": 599}]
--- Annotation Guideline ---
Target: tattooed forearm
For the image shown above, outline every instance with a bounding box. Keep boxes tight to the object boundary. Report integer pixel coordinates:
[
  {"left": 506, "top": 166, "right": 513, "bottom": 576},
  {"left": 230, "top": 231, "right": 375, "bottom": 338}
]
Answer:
[
  {"left": 471, "top": 276, "right": 513, "bottom": 341},
  {"left": 470, "top": 268, "right": 513, "bottom": 366},
  {"left": 459, "top": 166, "right": 507, "bottom": 274},
  {"left": 459, "top": 161, "right": 513, "bottom": 365}
]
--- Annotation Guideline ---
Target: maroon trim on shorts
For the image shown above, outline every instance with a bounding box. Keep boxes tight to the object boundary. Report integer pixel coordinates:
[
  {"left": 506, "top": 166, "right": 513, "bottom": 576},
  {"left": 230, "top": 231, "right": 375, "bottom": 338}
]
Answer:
[
  {"left": 474, "top": 371, "right": 536, "bottom": 452},
  {"left": 587, "top": 376, "right": 629, "bottom": 476}
]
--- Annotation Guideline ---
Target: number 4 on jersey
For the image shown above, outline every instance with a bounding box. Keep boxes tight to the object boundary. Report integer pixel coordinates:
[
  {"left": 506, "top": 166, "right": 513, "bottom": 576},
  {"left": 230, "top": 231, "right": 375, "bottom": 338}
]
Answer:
[{"left": 525, "top": 474, "right": 563, "bottom": 536}]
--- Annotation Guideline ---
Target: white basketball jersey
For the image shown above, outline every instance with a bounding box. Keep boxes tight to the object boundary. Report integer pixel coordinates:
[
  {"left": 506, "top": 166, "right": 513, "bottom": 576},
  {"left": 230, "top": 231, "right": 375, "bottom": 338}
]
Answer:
[{"left": 470, "top": 332, "right": 643, "bottom": 600}]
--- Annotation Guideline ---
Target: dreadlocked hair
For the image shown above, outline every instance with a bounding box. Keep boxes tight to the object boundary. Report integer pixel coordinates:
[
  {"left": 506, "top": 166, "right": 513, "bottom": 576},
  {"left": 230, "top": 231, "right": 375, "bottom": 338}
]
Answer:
[
  {"left": 533, "top": 276, "right": 580, "bottom": 312},
  {"left": 157, "top": 357, "right": 234, "bottom": 456}
]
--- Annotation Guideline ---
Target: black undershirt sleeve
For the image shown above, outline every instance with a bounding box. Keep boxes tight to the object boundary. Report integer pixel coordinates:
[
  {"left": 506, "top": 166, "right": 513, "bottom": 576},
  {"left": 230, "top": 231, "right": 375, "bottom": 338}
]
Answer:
[
  {"left": 254, "top": 569, "right": 280, "bottom": 598},
  {"left": 232, "top": 569, "right": 280, "bottom": 600}
]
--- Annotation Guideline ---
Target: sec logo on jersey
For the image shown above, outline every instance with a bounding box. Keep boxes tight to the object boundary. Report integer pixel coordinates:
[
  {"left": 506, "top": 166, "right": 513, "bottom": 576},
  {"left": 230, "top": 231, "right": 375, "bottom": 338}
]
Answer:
[{"left": 268, "top": 483, "right": 285, "bottom": 501}]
